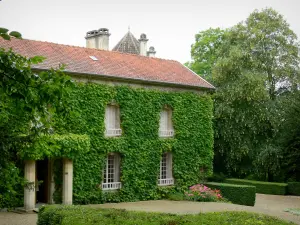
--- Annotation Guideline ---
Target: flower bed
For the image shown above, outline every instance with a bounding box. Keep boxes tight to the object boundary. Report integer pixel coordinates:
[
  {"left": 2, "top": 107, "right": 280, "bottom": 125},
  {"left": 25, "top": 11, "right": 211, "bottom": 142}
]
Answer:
[{"left": 185, "top": 184, "right": 225, "bottom": 202}]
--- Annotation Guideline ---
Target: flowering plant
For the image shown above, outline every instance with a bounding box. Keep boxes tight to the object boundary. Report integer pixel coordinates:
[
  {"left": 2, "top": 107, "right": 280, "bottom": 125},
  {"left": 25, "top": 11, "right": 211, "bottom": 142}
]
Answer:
[{"left": 185, "top": 184, "right": 224, "bottom": 202}]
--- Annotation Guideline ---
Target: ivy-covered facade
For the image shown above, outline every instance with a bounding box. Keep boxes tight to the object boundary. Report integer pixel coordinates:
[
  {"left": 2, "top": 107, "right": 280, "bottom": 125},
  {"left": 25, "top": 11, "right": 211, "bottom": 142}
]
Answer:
[
  {"left": 0, "top": 36, "right": 214, "bottom": 210},
  {"left": 52, "top": 83, "right": 214, "bottom": 204}
]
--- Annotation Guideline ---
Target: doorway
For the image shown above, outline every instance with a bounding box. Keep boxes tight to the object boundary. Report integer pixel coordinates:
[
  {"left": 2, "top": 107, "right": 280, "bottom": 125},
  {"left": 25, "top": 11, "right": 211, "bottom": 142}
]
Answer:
[{"left": 36, "top": 159, "right": 49, "bottom": 203}]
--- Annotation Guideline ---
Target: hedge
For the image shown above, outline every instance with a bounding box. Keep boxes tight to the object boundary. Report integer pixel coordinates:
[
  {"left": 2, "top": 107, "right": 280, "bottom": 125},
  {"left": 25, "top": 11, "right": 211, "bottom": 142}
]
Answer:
[
  {"left": 287, "top": 182, "right": 300, "bottom": 196},
  {"left": 205, "top": 182, "right": 256, "bottom": 206},
  {"left": 225, "top": 179, "right": 287, "bottom": 195},
  {"left": 37, "top": 205, "right": 291, "bottom": 225}
]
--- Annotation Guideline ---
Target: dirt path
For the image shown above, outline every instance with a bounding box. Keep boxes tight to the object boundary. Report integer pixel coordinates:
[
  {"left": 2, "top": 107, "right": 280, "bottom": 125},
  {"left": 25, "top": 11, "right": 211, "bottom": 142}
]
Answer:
[{"left": 0, "top": 194, "right": 299, "bottom": 225}]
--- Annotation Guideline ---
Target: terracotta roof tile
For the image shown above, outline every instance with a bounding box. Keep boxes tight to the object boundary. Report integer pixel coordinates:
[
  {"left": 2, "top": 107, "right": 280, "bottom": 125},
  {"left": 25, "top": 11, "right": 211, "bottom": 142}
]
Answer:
[{"left": 0, "top": 38, "right": 214, "bottom": 89}]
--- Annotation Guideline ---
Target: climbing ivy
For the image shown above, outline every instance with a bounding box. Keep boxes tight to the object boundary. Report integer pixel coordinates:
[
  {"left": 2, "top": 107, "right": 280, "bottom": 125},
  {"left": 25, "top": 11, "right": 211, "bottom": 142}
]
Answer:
[
  {"left": 53, "top": 83, "right": 213, "bottom": 204},
  {"left": 19, "top": 134, "right": 90, "bottom": 160}
]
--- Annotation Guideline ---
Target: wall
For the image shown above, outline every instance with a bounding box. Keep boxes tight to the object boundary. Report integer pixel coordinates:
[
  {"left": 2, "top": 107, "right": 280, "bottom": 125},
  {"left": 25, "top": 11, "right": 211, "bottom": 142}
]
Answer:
[{"left": 53, "top": 82, "right": 214, "bottom": 204}]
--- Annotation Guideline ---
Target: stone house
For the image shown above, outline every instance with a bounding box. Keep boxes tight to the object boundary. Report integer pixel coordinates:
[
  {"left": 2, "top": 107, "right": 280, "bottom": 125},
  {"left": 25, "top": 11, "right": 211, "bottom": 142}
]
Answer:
[{"left": 0, "top": 28, "right": 214, "bottom": 211}]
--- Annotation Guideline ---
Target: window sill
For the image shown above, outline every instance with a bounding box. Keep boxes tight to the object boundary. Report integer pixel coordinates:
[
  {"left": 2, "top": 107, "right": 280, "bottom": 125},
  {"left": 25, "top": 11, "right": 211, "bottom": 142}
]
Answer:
[
  {"left": 105, "top": 129, "right": 122, "bottom": 137},
  {"left": 101, "top": 182, "right": 122, "bottom": 190},
  {"left": 158, "top": 178, "right": 174, "bottom": 186},
  {"left": 159, "top": 130, "right": 174, "bottom": 138}
]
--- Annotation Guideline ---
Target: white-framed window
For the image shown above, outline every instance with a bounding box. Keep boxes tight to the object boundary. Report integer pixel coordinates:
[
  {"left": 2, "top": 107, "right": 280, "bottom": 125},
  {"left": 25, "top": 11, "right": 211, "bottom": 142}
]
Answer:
[
  {"left": 159, "top": 108, "right": 174, "bottom": 137},
  {"left": 158, "top": 152, "right": 174, "bottom": 186},
  {"left": 102, "top": 153, "right": 122, "bottom": 190},
  {"left": 105, "top": 104, "right": 122, "bottom": 137}
]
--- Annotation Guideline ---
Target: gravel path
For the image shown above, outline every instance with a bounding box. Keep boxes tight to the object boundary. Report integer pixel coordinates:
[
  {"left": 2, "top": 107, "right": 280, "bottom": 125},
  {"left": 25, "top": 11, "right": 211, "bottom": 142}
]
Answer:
[{"left": 0, "top": 194, "right": 300, "bottom": 225}]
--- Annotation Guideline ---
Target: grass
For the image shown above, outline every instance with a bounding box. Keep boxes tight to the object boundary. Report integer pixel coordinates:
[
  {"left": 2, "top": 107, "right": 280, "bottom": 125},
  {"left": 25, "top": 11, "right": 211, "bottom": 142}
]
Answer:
[
  {"left": 38, "top": 205, "right": 296, "bottom": 225},
  {"left": 284, "top": 208, "right": 300, "bottom": 216}
]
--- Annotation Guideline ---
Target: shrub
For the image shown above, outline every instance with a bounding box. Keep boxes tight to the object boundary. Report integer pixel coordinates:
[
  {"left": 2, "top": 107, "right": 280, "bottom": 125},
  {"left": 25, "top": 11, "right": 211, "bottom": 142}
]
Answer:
[
  {"left": 206, "top": 182, "right": 256, "bottom": 206},
  {"left": 207, "top": 173, "right": 226, "bottom": 182},
  {"left": 38, "top": 205, "right": 291, "bottom": 225},
  {"left": 167, "top": 192, "right": 185, "bottom": 201},
  {"left": 287, "top": 182, "right": 300, "bottom": 196},
  {"left": 185, "top": 184, "right": 224, "bottom": 202},
  {"left": 225, "top": 179, "right": 287, "bottom": 195}
]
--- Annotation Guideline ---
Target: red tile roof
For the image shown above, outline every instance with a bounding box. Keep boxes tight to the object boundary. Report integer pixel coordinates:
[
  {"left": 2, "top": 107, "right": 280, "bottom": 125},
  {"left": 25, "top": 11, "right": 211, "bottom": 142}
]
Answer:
[{"left": 0, "top": 38, "right": 214, "bottom": 90}]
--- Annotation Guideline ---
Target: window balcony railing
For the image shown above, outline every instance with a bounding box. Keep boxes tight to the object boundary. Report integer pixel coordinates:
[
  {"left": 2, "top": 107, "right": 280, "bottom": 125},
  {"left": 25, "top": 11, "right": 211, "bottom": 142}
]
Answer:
[
  {"left": 159, "top": 130, "right": 174, "bottom": 137},
  {"left": 105, "top": 128, "right": 122, "bottom": 137},
  {"left": 101, "top": 182, "right": 122, "bottom": 190},
  {"left": 158, "top": 178, "right": 174, "bottom": 186}
]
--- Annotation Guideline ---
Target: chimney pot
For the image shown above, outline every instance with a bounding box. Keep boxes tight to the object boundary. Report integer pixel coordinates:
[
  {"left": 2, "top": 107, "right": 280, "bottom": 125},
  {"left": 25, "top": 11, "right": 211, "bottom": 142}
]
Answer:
[
  {"left": 85, "top": 28, "right": 110, "bottom": 50},
  {"left": 147, "top": 46, "right": 156, "bottom": 57},
  {"left": 138, "top": 33, "right": 148, "bottom": 56}
]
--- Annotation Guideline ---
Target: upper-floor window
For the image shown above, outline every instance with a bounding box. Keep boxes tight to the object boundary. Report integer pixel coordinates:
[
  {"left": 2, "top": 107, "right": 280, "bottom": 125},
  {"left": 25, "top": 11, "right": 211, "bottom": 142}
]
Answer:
[
  {"left": 102, "top": 153, "right": 122, "bottom": 190},
  {"left": 159, "top": 107, "right": 174, "bottom": 137},
  {"left": 105, "top": 104, "right": 122, "bottom": 137},
  {"left": 158, "top": 152, "right": 174, "bottom": 186}
]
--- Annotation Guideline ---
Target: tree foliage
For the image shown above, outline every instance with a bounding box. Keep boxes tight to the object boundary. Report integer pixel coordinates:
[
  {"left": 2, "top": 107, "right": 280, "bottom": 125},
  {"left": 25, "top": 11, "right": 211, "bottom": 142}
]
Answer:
[
  {"left": 0, "top": 37, "right": 72, "bottom": 207},
  {"left": 0, "top": 27, "right": 22, "bottom": 40},
  {"left": 186, "top": 28, "right": 225, "bottom": 82},
  {"left": 189, "top": 8, "right": 300, "bottom": 181}
]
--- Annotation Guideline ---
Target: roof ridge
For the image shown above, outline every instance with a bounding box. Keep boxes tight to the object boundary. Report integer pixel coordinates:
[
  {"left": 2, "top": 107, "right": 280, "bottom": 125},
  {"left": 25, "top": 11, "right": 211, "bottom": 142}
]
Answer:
[
  {"left": 7, "top": 37, "right": 177, "bottom": 63},
  {"left": 0, "top": 37, "right": 214, "bottom": 89}
]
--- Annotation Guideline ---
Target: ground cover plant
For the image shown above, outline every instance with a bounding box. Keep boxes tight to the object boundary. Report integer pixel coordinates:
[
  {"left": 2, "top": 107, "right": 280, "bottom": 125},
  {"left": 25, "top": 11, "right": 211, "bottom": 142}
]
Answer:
[
  {"left": 37, "top": 205, "right": 295, "bottom": 225},
  {"left": 284, "top": 208, "right": 300, "bottom": 216}
]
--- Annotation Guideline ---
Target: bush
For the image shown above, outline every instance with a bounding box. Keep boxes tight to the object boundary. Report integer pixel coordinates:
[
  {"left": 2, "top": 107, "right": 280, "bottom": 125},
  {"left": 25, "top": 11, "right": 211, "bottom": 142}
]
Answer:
[
  {"left": 225, "top": 179, "right": 287, "bottom": 195},
  {"left": 185, "top": 184, "right": 224, "bottom": 202},
  {"left": 207, "top": 173, "right": 226, "bottom": 182},
  {"left": 287, "top": 182, "right": 300, "bottom": 196},
  {"left": 205, "top": 182, "right": 256, "bottom": 206},
  {"left": 167, "top": 192, "right": 185, "bottom": 201},
  {"left": 38, "top": 205, "right": 291, "bottom": 225}
]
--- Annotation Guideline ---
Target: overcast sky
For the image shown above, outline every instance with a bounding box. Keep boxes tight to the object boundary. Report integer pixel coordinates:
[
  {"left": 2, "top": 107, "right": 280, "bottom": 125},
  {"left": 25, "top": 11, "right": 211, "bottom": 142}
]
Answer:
[{"left": 0, "top": 0, "right": 299, "bottom": 63}]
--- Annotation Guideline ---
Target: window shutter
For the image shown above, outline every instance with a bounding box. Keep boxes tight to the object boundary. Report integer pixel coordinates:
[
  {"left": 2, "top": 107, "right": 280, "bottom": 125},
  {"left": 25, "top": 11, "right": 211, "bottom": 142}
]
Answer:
[
  {"left": 110, "top": 106, "right": 115, "bottom": 129},
  {"left": 166, "top": 153, "right": 173, "bottom": 179},
  {"left": 160, "top": 110, "right": 168, "bottom": 131},
  {"left": 103, "top": 156, "right": 109, "bottom": 183},
  {"left": 115, "top": 107, "right": 120, "bottom": 129},
  {"left": 114, "top": 154, "right": 120, "bottom": 182},
  {"left": 168, "top": 110, "right": 173, "bottom": 131},
  {"left": 105, "top": 107, "right": 110, "bottom": 130}
]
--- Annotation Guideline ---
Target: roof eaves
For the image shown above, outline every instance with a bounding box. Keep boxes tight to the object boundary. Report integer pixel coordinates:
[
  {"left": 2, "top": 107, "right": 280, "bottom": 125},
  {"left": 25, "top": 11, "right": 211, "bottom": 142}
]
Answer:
[
  {"left": 32, "top": 68, "right": 215, "bottom": 91},
  {"left": 183, "top": 64, "right": 215, "bottom": 89}
]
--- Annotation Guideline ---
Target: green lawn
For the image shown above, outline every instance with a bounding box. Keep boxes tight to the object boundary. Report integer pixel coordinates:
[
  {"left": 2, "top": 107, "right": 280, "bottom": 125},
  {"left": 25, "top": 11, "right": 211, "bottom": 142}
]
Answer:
[{"left": 38, "top": 205, "right": 295, "bottom": 225}]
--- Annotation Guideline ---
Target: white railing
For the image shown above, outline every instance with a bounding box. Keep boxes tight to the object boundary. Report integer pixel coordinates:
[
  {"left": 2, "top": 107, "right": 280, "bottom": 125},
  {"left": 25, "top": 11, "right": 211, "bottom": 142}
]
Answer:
[
  {"left": 105, "top": 128, "right": 122, "bottom": 137},
  {"left": 159, "top": 130, "right": 174, "bottom": 137},
  {"left": 101, "top": 182, "right": 122, "bottom": 190},
  {"left": 158, "top": 178, "right": 174, "bottom": 186}
]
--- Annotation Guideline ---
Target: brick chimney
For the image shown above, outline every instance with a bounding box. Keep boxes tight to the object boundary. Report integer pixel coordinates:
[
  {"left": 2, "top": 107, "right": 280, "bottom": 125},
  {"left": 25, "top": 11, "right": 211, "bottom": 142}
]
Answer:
[{"left": 85, "top": 28, "right": 110, "bottom": 50}]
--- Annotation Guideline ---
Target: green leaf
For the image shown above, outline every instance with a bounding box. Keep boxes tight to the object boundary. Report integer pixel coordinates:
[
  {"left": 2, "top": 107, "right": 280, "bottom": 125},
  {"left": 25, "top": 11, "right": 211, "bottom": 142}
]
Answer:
[
  {"left": 1, "top": 33, "right": 10, "bottom": 40},
  {"left": 29, "top": 56, "right": 46, "bottom": 64},
  {"left": 0, "top": 27, "right": 9, "bottom": 34},
  {"left": 9, "top": 31, "right": 22, "bottom": 39}
]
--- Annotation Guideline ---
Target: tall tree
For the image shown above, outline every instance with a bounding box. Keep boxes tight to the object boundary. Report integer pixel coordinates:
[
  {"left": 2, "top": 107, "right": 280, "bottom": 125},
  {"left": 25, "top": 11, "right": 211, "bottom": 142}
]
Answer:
[
  {"left": 211, "top": 8, "right": 300, "bottom": 178},
  {"left": 186, "top": 28, "right": 225, "bottom": 82}
]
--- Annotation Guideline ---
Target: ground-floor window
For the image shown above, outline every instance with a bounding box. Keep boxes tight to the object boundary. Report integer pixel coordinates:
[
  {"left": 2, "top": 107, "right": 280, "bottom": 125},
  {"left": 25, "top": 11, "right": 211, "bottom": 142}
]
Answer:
[
  {"left": 158, "top": 152, "right": 174, "bottom": 186},
  {"left": 102, "top": 153, "right": 121, "bottom": 190}
]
